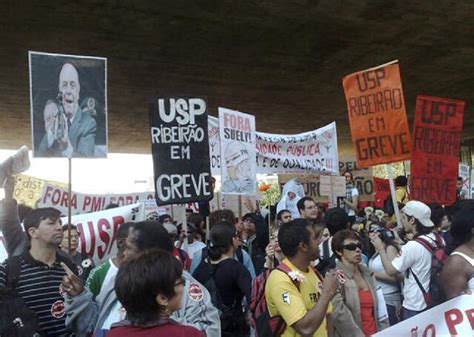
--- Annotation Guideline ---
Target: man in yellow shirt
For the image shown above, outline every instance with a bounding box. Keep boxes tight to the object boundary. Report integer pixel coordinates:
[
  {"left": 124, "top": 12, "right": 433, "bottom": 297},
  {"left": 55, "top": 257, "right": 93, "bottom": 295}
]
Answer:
[{"left": 265, "top": 219, "right": 338, "bottom": 337}]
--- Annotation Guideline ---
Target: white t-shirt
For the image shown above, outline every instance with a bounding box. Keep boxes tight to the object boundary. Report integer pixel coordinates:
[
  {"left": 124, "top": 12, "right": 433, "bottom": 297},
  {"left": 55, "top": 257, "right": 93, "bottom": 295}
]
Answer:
[
  {"left": 391, "top": 233, "right": 437, "bottom": 311},
  {"left": 348, "top": 187, "right": 359, "bottom": 216},
  {"left": 187, "top": 240, "right": 206, "bottom": 260}
]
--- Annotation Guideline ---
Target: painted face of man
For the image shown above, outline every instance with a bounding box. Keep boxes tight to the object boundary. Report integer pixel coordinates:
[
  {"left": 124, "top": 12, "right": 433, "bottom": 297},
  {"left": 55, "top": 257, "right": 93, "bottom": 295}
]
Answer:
[{"left": 58, "top": 63, "right": 80, "bottom": 119}]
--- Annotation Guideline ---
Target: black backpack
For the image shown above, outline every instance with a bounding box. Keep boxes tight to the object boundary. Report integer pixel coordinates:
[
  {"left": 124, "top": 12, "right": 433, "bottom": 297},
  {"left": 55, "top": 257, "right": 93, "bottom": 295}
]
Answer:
[
  {"left": 198, "top": 252, "right": 247, "bottom": 334},
  {"left": 0, "top": 256, "right": 41, "bottom": 337}
]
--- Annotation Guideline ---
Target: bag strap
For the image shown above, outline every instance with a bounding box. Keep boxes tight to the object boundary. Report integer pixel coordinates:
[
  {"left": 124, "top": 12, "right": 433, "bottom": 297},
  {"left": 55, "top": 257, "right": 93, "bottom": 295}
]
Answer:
[
  {"left": 275, "top": 263, "right": 301, "bottom": 291},
  {"left": 408, "top": 267, "right": 428, "bottom": 296},
  {"left": 6, "top": 255, "right": 22, "bottom": 289}
]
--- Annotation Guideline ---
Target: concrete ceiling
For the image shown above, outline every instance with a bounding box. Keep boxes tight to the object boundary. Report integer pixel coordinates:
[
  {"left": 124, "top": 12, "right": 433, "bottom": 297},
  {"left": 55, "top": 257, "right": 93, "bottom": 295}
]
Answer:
[{"left": 0, "top": 0, "right": 473, "bottom": 155}]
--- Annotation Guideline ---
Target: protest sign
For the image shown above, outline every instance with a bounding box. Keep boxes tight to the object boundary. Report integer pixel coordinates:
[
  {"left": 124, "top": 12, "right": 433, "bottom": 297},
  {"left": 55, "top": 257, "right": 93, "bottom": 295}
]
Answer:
[
  {"left": 29, "top": 51, "right": 108, "bottom": 158},
  {"left": 411, "top": 96, "right": 465, "bottom": 205},
  {"left": 38, "top": 183, "right": 159, "bottom": 215},
  {"left": 459, "top": 163, "right": 471, "bottom": 199},
  {"left": 256, "top": 122, "right": 339, "bottom": 174},
  {"left": 374, "top": 177, "right": 390, "bottom": 208},
  {"left": 62, "top": 203, "right": 144, "bottom": 265},
  {"left": 373, "top": 294, "right": 474, "bottom": 337},
  {"left": 0, "top": 204, "right": 144, "bottom": 265},
  {"left": 208, "top": 115, "right": 221, "bottom": 176},
  {"left": 149, "top": 97, "right": 213, "bottom": 205},
  {"left": 219, "top": 107, "right": 256, "bottom": 195},
  {"left": 343, "top": 61, "right": 412, "bottom": 168},
  {"left": 13, "top": 174, "right": 67, "bottom": 208},
  {"left": 210, "top": 116, "right": 339, "bottom": 175}
]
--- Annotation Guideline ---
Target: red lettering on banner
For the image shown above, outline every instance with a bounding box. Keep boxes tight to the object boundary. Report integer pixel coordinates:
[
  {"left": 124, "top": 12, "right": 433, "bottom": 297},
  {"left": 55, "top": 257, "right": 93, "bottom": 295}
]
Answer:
[
  {"left": 222, "top": 113, "right": 251, "bottom": 132},
  {"left": 83, "top": 196, "right": 91, "bottom": 211},
  {"left": 42, "top": 186, "right": 54, "bottom": 203},
  {"left": 97, "top": 218, "right": 111, "bottom": 259},
  {"left": 466, "top": 309, "right": 474, "bottom": 329},
  {"left": 91, "top": 197, "right": 104, "bottom": 212},
  {"left": 108, "top": 216, "right": 125, "bottom": 255},
  {"left": 422, "top": 324, "right": 436, "bottom": 337},
  {"left": 78, "top": 222, "right": 96, "bottom": 258},
  {"left": 126, "top": 196, "right": 133, "bottom": 204},
  {"left": 445, "top": 309, "right": 463, "bottom": 335}
]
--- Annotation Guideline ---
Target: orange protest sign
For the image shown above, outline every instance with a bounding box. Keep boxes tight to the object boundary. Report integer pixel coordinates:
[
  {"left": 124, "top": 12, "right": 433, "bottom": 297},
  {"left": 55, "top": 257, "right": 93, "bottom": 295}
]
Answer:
[{"left": 343, "top": 61, "right": 412, "bottom": 168}]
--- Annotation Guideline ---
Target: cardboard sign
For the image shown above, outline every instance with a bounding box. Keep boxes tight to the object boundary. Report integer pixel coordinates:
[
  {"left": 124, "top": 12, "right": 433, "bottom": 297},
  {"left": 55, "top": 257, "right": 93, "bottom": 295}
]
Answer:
[
  {"left": 219, "top": 107, "right": 256, "bottom": 195},
  {"left": 13, "top": 174, "right": 67, "bottom": 208},
  {"left": 149, "top": 97, "right": 213, "bottom": 205},
  {"left": 411, "top": 96, "right": 465, "bottom": 205},
  {"left": 373, "top": 295, "right": 474, "bottom": 337},
  {"left": 29, "top": 51, "right": 108, "bottom": 158},
  {"left": 343, "top": 62, "right": 412, "bottom": 168}
]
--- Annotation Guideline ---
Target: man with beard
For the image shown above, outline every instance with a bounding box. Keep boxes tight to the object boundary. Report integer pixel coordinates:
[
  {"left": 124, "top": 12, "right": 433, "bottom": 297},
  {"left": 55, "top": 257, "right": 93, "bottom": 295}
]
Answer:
[{"left": 39, "top": 62, "right": 96, "bottom": 157}]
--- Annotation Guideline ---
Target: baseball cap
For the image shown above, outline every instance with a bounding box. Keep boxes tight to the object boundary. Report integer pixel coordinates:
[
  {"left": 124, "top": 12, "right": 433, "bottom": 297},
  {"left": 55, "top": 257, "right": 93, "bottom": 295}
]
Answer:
[{"left": 402, "top": 200, "right": 435, "bottom": 227}]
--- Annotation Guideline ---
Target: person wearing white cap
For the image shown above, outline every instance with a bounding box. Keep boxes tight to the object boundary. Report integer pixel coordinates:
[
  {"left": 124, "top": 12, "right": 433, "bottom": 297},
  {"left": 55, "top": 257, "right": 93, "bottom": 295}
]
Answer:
[{"left": 370, "top": 200, "right": 445, "bottom": 321}]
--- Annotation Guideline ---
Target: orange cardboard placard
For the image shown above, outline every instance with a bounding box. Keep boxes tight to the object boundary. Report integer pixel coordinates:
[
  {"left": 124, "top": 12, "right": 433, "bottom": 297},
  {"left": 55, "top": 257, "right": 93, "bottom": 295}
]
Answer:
[{"left": 343, "top": 62, "right": 412, "bottom": 168}]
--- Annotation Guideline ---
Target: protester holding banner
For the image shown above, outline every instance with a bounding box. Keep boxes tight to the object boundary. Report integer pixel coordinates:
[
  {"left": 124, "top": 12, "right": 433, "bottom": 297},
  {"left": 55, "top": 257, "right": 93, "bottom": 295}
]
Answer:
[
  {"left": 440, "top": 205, "right": 474, "bottom": 299},
  {"left": 107, "top": 250, "right": 205, "bottom": 337},
  {"left": 330, "top": 230, "right": 389, "bottom": 337}
]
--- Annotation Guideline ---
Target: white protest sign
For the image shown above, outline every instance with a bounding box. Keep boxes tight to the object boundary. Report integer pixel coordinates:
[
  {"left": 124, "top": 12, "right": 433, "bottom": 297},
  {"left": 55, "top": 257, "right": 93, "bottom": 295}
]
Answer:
[
  {"left": 39, "top": 183, "right": 155, "bottom": 214},
  {"left": 459, "top": 163, "right": 470, "bottom": 190},
  {"left": 256, "top": 122, "right": 339, "bottom": 174},
  {"left": 219, "top": 107, "right": 256, "bottom": 195},
  {"left": 373, "top": 295, "right": 474, "bottom": 337},
  {"left": 209, "top": 116, "right": 339, "bottom": 175},
  {"left": 62, "top": 203, "right": 145, "bottom": 265}
]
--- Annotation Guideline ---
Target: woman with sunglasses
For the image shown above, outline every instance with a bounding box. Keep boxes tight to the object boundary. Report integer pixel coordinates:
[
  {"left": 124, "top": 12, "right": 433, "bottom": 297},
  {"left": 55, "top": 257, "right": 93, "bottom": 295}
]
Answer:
[
  {"left": 330, "top": 230, "right": 389, "bottom": 337},
  {"left": 192, "top": 221, "right": 252, "bottom": 337},
  {"left": 108, "top": 249, "right": 205, "bottom": 337}
]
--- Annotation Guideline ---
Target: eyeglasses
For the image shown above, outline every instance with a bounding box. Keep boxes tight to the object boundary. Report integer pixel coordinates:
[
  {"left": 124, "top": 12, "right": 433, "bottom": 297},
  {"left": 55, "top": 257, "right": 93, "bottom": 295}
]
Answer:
[{"left": 342, "top": 243, "right": 362, "bottom": 251}]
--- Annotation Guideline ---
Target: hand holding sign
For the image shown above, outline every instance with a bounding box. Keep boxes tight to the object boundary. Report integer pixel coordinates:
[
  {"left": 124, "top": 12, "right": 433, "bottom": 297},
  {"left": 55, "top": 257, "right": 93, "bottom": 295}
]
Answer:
[{"left": 60, "top": 262, "right": 84, "bottom": 297}]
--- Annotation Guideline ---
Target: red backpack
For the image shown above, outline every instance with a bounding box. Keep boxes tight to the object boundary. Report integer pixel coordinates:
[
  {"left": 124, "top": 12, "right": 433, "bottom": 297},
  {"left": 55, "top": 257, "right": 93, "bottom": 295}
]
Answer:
[{"left": 249, "top": 263, "right": 300, "bottom": 337}]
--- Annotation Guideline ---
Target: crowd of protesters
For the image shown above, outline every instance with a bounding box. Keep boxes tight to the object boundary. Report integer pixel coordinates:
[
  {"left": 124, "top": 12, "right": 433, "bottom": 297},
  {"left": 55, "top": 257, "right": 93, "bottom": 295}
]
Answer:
[{"left": 0, "top": 165, "right": 473, "bottom": 337}]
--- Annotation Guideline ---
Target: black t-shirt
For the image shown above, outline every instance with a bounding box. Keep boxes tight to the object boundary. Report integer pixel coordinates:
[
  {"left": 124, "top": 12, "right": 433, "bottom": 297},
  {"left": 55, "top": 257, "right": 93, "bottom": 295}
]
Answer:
[{"left": 193, "top": 258, "right": 252, "bottom": 308}]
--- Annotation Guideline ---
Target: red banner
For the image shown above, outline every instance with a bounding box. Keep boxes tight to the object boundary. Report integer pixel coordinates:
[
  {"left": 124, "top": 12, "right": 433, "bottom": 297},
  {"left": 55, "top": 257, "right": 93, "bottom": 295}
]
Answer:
[
  {"left": 343, "top": 62, "right": 412, "bottom": 168},
  {"left": 411, "top": 96, "right": 465, "bottom": 205}
]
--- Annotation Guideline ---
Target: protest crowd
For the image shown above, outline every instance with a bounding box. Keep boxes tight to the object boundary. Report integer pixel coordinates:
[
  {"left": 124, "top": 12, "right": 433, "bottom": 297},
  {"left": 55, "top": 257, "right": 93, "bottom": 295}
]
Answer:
[{"left": 0, "top": 58, "right": 473, "bottom": 337}]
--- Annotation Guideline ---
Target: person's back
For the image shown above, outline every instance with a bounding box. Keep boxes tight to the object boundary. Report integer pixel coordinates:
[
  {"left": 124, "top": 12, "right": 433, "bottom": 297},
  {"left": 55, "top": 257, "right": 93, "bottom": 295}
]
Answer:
[{"left": 193, "top": 222, "right": 251, "bottom": 337}]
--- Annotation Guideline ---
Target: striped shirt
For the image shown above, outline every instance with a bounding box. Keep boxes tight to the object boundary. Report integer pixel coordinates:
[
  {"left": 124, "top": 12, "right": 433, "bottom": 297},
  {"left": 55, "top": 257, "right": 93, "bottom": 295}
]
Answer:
[{"left": 0, "top": 251, "right": 74, "bottom": 336}]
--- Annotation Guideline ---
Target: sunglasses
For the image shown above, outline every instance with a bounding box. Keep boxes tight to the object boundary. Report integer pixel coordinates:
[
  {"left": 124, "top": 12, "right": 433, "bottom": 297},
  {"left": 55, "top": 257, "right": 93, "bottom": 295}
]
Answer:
[
  {"left": 174, "top": 277, "right": 185, "bottom": 287},
  {"left": 342, "top": 243, "right": 362, "bottom": 251}
]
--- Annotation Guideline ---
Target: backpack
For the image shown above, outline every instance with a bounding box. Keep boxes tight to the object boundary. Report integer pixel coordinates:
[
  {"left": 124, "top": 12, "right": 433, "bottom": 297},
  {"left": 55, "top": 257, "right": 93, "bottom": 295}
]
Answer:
[
  {"left": 0, "top": 256, "right": 41, "bottom": 337},
  {"left": 409, "top": 233, "right": 448, "bottom": 308},
  {"left": 249, "top": 263, "right": 301, "bottom": 337},
  {"left": 198, "top": 252, "right": 247, "bottom": 334}
]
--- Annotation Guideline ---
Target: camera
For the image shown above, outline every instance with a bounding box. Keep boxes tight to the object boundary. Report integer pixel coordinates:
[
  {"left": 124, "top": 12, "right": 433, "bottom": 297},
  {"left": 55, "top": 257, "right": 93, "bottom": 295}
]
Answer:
[{"left": 370, "top": 225, "right": 395, "bottom": 242}]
